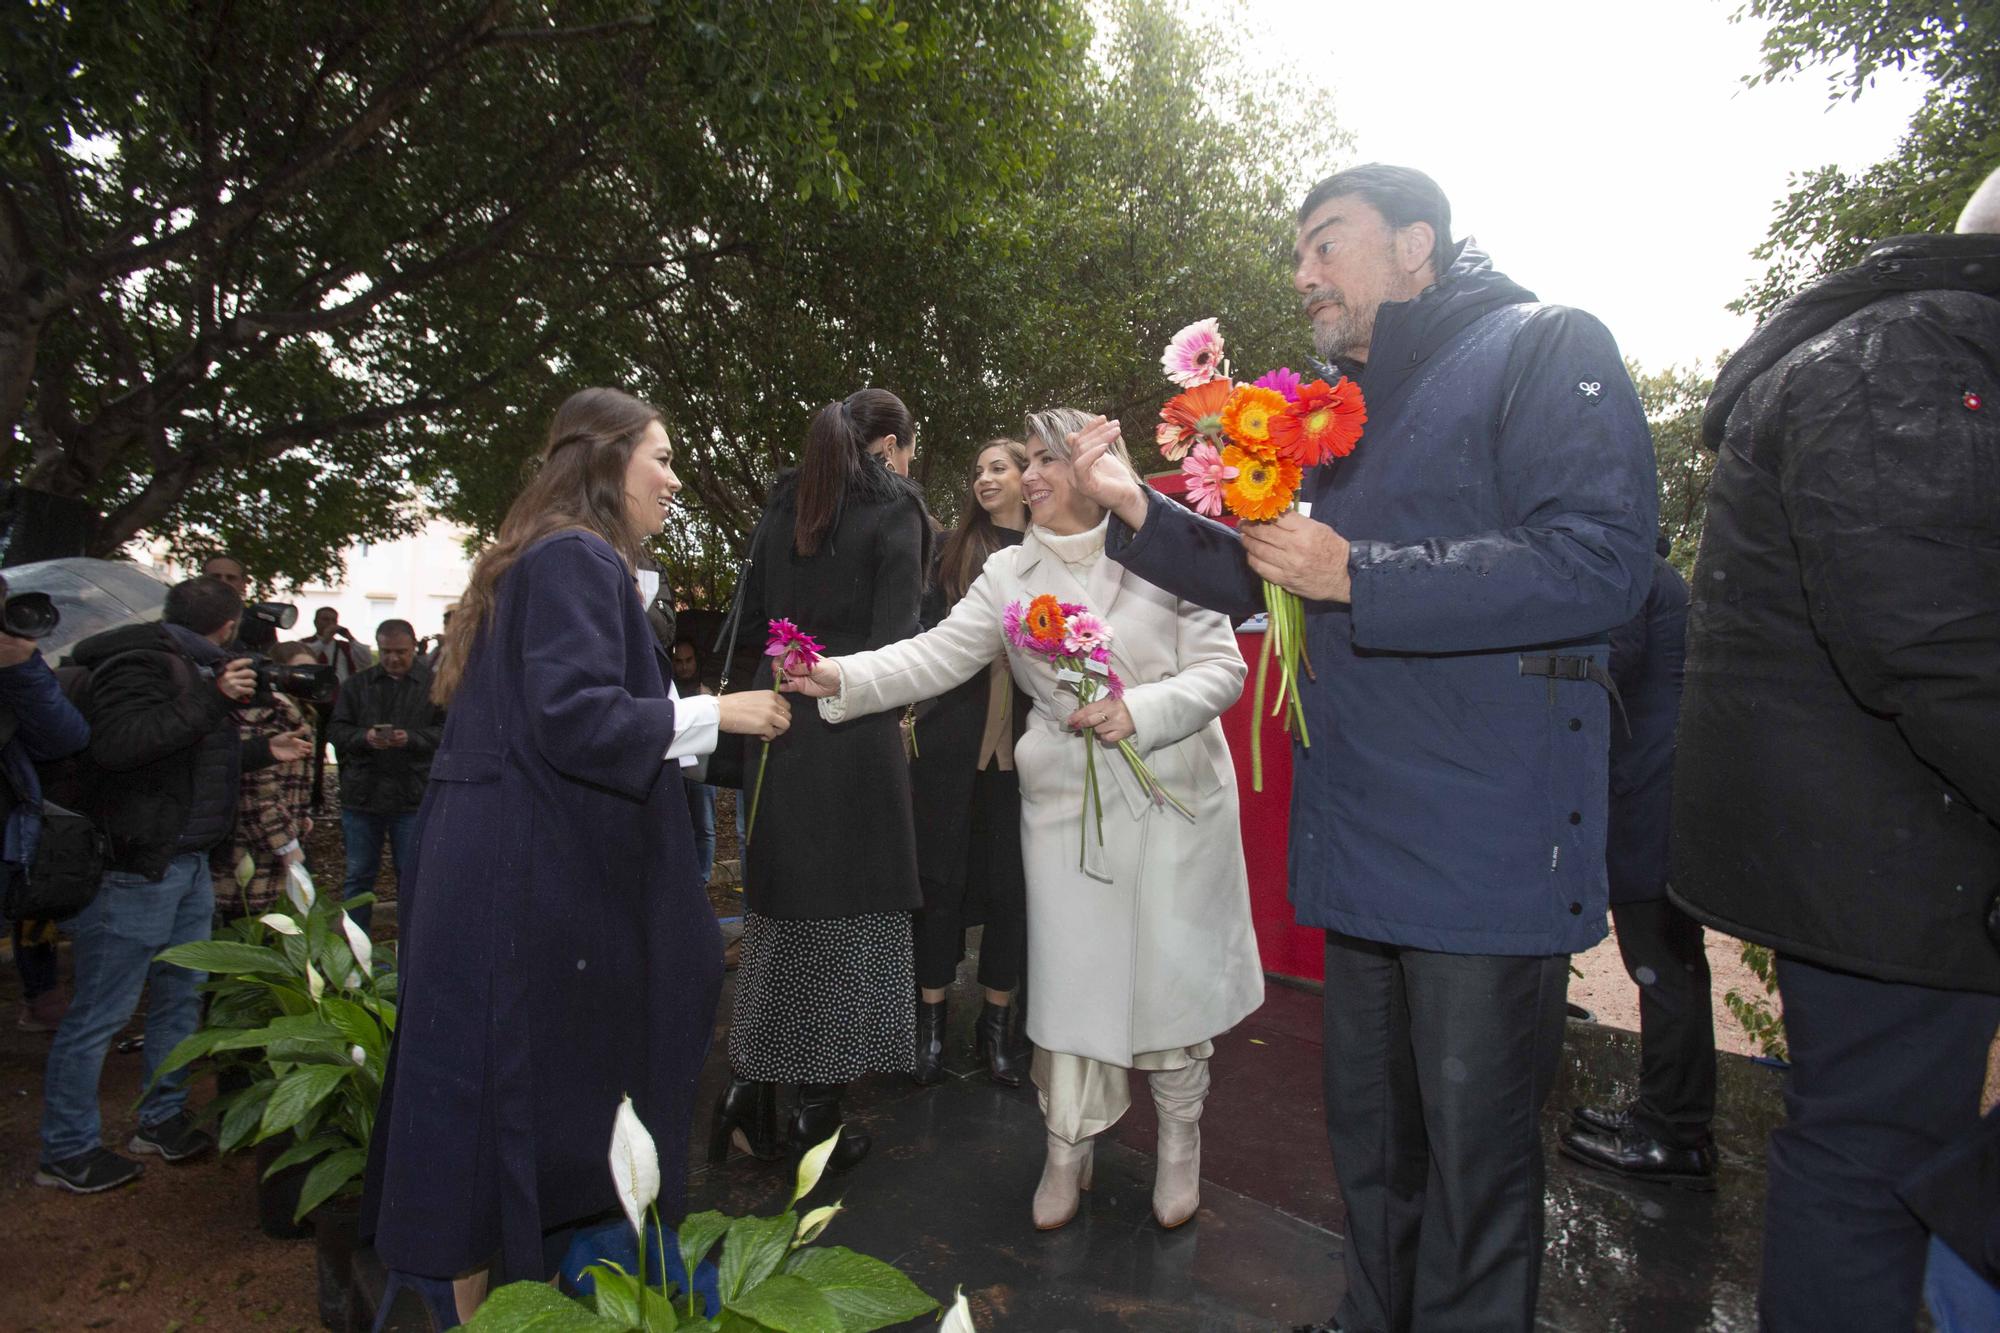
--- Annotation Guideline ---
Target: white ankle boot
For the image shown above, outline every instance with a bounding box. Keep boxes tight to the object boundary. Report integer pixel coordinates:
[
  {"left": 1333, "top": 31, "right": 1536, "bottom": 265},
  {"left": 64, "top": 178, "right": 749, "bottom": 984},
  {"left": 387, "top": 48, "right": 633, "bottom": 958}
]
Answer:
[
  {"left": 1150, "top": 1058, "right": 1209, "bottom": 1229},
  {"left": 1032, "top": 1130, "right": 1096, "bottom": 1230}
]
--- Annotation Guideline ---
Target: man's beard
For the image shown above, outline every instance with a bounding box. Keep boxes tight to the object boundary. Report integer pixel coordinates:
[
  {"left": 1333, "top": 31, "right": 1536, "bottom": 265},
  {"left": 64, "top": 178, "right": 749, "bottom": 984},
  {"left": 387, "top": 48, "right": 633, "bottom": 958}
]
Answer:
[{"left": 1303, "top": 290, "right": 1368, "bottom": 362}]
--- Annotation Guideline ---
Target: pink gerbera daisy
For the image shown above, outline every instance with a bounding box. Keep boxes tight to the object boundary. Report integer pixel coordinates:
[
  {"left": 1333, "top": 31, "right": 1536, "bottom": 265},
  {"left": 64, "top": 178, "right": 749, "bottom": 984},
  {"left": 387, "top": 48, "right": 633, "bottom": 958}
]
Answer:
[
  {"left": 1180, "top": 440, "right": 1238, "bottom": 518},
  {"left": 1063, "top": 611, "right": 1111, "bottom": 657},
  {"left": 1253, "top": 367, "right": 1303, "bottom": 402},
  {"left": 1161, "top": 318, "right": 1225, "bottom": 388}
]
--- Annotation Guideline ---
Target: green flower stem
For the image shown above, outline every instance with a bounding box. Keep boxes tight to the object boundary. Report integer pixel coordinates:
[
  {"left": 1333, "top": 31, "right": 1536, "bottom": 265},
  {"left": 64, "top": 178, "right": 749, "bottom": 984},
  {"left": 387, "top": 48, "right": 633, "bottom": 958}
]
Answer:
[
  {"left": 1249, "top": 617, "right": 1272, "bottom": 793},
  {"left": 743, "top": 678, "right": 783, "bottom": 846}
]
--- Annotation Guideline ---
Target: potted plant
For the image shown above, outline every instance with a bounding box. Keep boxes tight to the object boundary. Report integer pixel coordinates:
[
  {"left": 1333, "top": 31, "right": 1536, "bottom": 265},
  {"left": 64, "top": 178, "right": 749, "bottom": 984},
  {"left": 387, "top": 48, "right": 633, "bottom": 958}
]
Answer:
[
  {"left": 149, "top": 866, "right": 395, "bottom": 1328},
  {"left": 465, "top": 1101, "right": 979, "bottom": 1332}
]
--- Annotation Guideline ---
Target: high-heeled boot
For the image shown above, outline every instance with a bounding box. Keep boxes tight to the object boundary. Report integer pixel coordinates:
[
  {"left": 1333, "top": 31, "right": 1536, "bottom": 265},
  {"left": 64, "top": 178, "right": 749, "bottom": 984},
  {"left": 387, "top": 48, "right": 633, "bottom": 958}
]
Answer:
[
  {"left": 707, "top": 1077, "right": 783, "bottom": 1163},
  {"left": 974, "top": 1000, "right": 1026, "bottom": 1088},
  {"left": 788, "top": 1082, "right": 871, "bottom": 1172},
  {"left": 912, "top": 999, "right": 947, "bottom": 1086},
  {"left": 1149, "top": 1058, "right": 1209, "bottom": 1228},
  {"left": 1032, "top": 1130, "right": 1096, "bottom": 1231}
]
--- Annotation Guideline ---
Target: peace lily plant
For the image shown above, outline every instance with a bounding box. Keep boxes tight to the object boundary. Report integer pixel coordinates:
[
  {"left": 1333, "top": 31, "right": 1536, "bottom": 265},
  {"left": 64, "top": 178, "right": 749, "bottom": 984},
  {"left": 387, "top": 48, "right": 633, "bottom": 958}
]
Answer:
[
  {"left": 465, "top": 1097, "right": 979, "bottom": 1332},
  {"left": 146, "top": 865, "right": 395, "bottom": 1222}
]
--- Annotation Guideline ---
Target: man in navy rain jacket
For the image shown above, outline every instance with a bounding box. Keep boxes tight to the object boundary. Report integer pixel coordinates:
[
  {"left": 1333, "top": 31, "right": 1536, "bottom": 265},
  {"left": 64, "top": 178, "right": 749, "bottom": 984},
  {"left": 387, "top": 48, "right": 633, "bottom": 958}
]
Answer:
[{"left": 1071, "top": 164, "right": 1657, "bottom": 1333}]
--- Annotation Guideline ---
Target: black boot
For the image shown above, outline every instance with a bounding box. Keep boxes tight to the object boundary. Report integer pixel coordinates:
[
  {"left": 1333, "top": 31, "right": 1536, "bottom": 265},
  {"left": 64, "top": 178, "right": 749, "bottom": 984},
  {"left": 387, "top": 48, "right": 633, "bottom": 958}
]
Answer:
[
  {"left": 912, "top": 999, "right": 948, "bottom": 1086},
  {"left": 789, "top": 1083, "right": 871, "bottom": 1172},
  {"left": 707, "top": 1078, "right": 783, "bottom": 1163},
  {"left": 974, "top": 1000, "right": 1026, "bottom": 1088}
]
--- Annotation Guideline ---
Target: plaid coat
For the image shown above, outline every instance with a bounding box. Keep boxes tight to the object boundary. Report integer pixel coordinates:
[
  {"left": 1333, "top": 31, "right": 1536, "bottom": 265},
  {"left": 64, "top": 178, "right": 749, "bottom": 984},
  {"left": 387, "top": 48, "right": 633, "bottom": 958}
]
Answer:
[{"left": 212, "top": 693, "right": 312, "bottom": 917}]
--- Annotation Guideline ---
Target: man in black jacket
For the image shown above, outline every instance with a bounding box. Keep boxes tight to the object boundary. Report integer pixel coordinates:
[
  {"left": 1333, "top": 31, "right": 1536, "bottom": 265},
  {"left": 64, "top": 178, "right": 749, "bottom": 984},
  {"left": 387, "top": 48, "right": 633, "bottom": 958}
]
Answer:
[
  {"left": 328, "top": 619, "right": 441, "bottom": 932},
  {"left": 1672, "top": 173, "right": 2000, "bottom": 1329},
  {"left": 36, "top": 576, "right": 309, "bottom": 1194},
  {"left": 1562, "top": 545, "right": 1717, "bottom": 1187}
]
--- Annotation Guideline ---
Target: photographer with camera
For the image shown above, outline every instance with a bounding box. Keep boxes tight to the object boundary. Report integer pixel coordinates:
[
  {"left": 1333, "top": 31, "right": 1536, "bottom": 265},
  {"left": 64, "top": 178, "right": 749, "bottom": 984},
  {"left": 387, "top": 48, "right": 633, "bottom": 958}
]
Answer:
[
  {"left": 0, "top": 575, "right": 91, "bottom": 1034},
  {"left": 35, "top": 575, "right": 308, "bottom": 1195},
  {"left": 327, "top": 620, "right": 440, "bottom": 933},
  {"left": 212, "top": 639, "right": 317, "bottom": 921}
]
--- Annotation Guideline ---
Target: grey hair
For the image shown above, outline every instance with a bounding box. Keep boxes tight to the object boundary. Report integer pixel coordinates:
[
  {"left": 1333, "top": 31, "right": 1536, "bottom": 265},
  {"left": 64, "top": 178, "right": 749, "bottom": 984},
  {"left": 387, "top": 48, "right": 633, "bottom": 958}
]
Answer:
[{"left": 1023, "top": 407, "right": 1141, "bottom": 480}]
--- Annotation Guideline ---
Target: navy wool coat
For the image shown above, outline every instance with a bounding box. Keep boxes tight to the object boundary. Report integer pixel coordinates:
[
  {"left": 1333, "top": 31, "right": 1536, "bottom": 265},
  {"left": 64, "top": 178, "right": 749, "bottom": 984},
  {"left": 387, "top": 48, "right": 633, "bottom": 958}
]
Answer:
[
  {"left": 1110, "top": 246, "right": 1658, "bottom": 955},
  {"left": 1606, "top": 554, "right": 1687, "bottom": 905},
  {"left": 362, "top": 532, "right": 723, "bottom": 1281}
]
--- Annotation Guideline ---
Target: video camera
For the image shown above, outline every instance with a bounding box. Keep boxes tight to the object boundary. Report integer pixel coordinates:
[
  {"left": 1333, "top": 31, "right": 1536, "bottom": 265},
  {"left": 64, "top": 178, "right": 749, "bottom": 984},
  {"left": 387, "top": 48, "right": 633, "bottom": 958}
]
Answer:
[{"left": 0, "top": 574, "right": 59, "bottom": 640}]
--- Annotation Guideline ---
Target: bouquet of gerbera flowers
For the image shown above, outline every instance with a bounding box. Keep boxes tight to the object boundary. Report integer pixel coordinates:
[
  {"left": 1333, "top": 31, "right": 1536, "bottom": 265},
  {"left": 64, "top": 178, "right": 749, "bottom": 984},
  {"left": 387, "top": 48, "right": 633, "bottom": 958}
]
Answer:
[
  {"left": 744, "top": 618, "right": 823, "bottom": 846},
  {"left": 1156, "top": 318, "right": 1366, "bottom": 791},
  {"left": 1005, "top": 594, "right": 1190, "bottom": 869}
]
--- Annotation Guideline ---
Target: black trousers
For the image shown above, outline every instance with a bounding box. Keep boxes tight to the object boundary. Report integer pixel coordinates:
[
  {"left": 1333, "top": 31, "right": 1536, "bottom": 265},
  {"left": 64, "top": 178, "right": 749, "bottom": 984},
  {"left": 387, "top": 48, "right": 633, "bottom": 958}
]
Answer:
[
  {"left": 1323, "top": 932, "right": 1570, "bottom": 1333},
  {"left": 913, "top": 767, "right": 1026, "bottom": 994},
  {"left": 1761, "top": 955, "right": 2000, "bottom": 1333},
  {"left": 1610, "top": 896, "right": 1716, "bottom": 1147}
]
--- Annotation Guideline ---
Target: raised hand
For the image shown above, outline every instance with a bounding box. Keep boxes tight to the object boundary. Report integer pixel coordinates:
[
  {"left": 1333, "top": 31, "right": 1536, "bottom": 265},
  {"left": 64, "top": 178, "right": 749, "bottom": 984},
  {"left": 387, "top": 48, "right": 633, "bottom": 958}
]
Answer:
[
  {"left": 775, "top": 659, "right": 842, "bottom": 699},
  {"left": 1066, "top": 417, "right": 1149, "bottom": 530}
]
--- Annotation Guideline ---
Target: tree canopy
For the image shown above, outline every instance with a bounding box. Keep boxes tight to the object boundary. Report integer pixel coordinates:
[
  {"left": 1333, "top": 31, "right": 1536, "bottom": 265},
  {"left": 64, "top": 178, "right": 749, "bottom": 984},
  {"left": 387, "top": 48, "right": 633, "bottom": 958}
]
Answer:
[{"left": 2, "top": 0, "right": 1348, "bottom": 597}]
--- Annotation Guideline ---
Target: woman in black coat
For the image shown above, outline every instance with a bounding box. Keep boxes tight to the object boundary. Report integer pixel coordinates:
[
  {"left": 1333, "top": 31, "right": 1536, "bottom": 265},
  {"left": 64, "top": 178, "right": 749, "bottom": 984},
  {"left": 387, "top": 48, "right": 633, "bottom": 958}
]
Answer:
[
  {"left": 715, "top": 388, "right": 930, "bottom": 1172},
  {"left": 908, "top": 438, "right": 1032, "bottom": 1086},
  {"left": 361, "top": 389, "right": 790, "bottom": 1320}
]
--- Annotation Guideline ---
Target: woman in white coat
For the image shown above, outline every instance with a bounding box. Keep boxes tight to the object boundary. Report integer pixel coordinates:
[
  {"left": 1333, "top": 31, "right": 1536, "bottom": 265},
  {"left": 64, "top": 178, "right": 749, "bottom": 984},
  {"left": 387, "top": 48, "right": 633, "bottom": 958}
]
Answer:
[{"left": 785, "top": 407, "right": 1264, "bottom": 1231}]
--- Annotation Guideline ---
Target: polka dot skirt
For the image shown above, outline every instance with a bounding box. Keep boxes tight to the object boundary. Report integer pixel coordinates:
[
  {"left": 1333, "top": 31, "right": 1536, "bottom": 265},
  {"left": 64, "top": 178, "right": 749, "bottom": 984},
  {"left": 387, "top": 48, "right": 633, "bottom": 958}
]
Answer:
[{"left": 727, "top": 910, "right": 916, "bottom": 1083}]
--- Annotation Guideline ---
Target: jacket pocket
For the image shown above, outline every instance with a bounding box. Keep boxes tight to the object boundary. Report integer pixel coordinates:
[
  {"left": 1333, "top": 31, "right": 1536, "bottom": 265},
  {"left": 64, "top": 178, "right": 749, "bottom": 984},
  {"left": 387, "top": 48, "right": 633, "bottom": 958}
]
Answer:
[{"left": 428, "top": 750, "right": 503, "bottom": 784}]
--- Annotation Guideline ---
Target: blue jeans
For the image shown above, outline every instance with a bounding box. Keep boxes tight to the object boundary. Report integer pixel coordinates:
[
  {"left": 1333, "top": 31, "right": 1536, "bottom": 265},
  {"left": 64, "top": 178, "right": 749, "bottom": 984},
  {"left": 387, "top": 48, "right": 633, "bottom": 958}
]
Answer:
[
  {"left": 341, "top": 810, "right": 420, "bottom": 934},
  {"left": 40, "top": 853, "right": 213, "bottom": 1163},
  {"left": 1927, "top": 1236, "right": 2000, "bottom": 1333},
  {"left": 684, "top": 779, "right": 716, "bottom": 886}
]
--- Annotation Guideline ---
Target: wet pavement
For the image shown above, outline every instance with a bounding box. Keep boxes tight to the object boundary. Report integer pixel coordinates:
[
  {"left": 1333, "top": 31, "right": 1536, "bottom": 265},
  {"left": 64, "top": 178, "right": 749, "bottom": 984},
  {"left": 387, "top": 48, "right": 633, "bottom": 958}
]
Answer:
[{"left": 682, "top": 967, "right": 1786, "bottom": 1332}]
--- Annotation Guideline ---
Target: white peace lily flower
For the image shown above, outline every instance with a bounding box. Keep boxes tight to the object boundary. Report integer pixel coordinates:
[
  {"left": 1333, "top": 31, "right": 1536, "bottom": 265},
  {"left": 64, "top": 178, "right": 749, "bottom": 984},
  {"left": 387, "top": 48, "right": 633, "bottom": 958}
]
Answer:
[
  {"left": 789, "top": 1129, "right": 841, "bottom": 1208},
  {"left": 608, "top": 1095, "right": 660, "bottom": 1238},
  {"left": 795, "top": 1202, "right": 842, "bottom": 1246},
  {"left": 235, "top": 850, "right": 256, "bottom": 889},
  {"left": 340, "top": 912, "right": 373, "bottom": 975},
  {"left": 305, "top": 961, "right": 325, "bottom": 1001},
  {"left": 284, "top": 862, "right": 317, "bottom": 912},
  {"left": 257, "top": 913, "right": 302, "bottom": 936},
  {"left": 349, "top": 1044, "right": 367, "bottom": 1067},
  {"left": 939, "top": 1287, "right": 978, "bottom": 1332}
]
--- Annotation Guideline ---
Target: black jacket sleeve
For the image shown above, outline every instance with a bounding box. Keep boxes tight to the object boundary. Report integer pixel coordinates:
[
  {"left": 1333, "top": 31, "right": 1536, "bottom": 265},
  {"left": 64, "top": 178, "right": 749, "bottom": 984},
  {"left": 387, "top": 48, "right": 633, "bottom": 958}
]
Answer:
[
  {"left": 87, "top": 651, "right": 229, "bottom": 774},
  {"left": 1781, "top": 310, "right": 2000, "bottom": 819}
]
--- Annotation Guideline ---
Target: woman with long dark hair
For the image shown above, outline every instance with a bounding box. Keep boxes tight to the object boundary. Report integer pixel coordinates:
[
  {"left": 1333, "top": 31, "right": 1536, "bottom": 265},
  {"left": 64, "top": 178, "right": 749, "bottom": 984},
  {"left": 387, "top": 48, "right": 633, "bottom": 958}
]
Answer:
[
  {"left": 710, "top": 387, "right": 931, "bottom": 1173},
  {"left": 909, "top": 439, "right": 1032, "bottom": 1085},
  {"left": 362, "top": 388, "right": 790, "bottom": 1320}
]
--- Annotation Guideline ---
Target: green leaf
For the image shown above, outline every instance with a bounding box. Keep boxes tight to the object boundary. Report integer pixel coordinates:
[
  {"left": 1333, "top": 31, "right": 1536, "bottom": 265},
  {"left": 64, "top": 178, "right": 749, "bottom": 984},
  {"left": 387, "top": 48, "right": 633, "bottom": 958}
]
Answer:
[
  {"left": 677, "top": 1210, "right": 730, "bottom": 1291},
  {"left": 136, "top": 1025, "right": 232, "bottom": 1099},
  {"left": 584, "top": 1264, "right": 642, "bottom": 1328},
  {"left": 639, "top": 1281, "right": 682, "bottom": 1332},
  {"left": 730, "top": 1274, "right": 842, "bottom": 1333},
  {"left": 219, "top": 1080, "right": 276, "bottom": 1152},
  {"left": 461, "top": 1281, "right": 629, "bottom": 1331},
  {"left": 261, "top": 1063, "right": 349, "bottom": 1136},
  {"left": 785, "top": 1248, "right": 938, "bottom": 1331},
  {"left": 292, "top": 1146, "right": 367, "bottom": 1221},
  {"left": 718, "top": 1212, "right": 796, "bottom": 1303},
  {"left": 154, "top": 940, "right": 294, "bottom": 975},
  {"left": 260, "top": 1132, "right": 344, "bottom": 1180}
]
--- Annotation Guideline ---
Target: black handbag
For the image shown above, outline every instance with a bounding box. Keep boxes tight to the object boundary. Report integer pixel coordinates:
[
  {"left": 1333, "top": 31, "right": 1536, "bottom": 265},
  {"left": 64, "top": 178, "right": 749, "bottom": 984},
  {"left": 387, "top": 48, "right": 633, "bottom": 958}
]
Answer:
[{"left": 3, "top": 798, "right": 107, "bottom": 922}]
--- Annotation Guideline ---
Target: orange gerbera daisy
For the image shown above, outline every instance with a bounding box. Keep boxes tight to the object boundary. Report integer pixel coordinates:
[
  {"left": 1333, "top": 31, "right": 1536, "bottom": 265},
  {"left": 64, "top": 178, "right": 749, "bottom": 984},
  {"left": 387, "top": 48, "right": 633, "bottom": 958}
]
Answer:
[
  {"left": 1156, "top": 377, "right": 1234, "bottom": 462},
  {"left": 1221, "top": 443, "right": 1301, "bottom": 522},
  {"left": 1219, "top": 384, "right": 1288, "bottom": 453},
  {"left": 1023, "top": 594, "right": 1069, "bottom": 646},
  {"left": 1268, "top": 377, "right": 1367, "bottom": 467}
]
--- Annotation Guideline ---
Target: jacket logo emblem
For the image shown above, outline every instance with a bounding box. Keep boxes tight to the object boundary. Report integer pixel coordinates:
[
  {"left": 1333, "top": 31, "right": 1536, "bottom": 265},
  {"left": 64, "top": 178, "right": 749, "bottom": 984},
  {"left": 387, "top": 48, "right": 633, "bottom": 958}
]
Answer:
[{"left": 1575, "top": 380, "right": 1603, "bottom": 401}]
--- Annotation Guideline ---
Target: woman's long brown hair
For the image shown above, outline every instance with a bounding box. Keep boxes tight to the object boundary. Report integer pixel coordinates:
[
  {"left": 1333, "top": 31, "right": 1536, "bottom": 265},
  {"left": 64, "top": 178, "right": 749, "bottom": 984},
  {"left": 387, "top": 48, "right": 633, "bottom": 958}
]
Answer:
[
  {"left": 936, "top": 438, "right": 1029, "bottom": 604},
  {"left": 431, "top": 387, "right": 661, "bottom": 704}
]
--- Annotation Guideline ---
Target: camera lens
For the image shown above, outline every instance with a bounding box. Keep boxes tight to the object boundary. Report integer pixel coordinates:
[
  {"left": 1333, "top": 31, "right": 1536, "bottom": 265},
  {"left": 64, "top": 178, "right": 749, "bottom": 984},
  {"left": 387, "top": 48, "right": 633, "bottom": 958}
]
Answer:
[{"left": 2, "top": 592, "right": 60, "bottom": 640}]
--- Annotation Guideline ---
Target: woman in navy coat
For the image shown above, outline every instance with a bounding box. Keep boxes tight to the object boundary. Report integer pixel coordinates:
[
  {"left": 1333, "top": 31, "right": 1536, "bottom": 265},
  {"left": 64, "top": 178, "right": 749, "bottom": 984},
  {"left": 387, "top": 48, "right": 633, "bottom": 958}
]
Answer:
[{"left": 361, "top": 388, "right": 791, "bottom": 1319}]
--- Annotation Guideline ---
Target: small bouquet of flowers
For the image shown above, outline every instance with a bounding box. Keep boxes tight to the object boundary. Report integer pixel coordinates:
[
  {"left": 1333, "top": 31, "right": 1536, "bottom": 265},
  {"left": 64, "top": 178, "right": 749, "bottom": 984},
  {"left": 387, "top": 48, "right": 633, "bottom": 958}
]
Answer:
[
  {"left": 1155, "top": 318, "right": 1366, "bottom": 791},
  {"left": 744, "top": 618, "right": 823, "bottom": 846},
  {"left": 1005, "top": 593, "right": 1190, "bottom": 869}
]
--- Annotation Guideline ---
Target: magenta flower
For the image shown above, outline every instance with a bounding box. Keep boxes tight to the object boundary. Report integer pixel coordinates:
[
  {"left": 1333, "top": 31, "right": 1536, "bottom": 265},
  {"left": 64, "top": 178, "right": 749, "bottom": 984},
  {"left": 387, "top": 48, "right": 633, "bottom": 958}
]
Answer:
[
  {"left": 1161, "top": 318, "right": 1225, "bottom": 388},
  {"left": 764, "top": 618, "right": 824, "bottom": 678},
  {"left": 1180, "top": 440, "right": 1238, "bottom": 518},
  {"left": 1063, "top": 611, "right": 1111, "bottom": 657},
  {"left": 1104, "top": 669, "right": 1126, "bottom": 700},
  {"left": 1001, "top": 600, "right": 1028, "bottom": 650},
  {"left": 1253, "top": 367, "right": 1303, "bottom": 402}
]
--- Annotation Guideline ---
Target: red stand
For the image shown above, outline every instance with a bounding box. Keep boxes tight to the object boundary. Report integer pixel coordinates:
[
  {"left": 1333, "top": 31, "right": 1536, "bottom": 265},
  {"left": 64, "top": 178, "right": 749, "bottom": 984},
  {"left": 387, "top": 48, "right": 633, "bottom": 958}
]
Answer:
[{"left": 1145, "top": 471, "right": 1322, "bottom": 984}]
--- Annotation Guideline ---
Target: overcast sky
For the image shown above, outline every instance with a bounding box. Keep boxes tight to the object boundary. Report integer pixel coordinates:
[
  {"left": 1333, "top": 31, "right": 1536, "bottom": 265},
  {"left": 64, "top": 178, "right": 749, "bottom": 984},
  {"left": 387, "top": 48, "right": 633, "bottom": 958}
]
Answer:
[{"left": 1230, "top": 0, "right": 1928, "bottom": 369}]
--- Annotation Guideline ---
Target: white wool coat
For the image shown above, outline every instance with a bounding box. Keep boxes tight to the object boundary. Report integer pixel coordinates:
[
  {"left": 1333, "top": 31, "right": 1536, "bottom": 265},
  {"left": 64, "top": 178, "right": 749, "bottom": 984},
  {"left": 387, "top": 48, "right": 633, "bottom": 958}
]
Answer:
[{"left": 823, "top": 525, "right": 1265, "bottom": 1066}]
